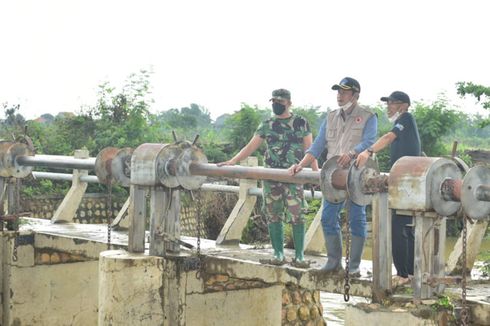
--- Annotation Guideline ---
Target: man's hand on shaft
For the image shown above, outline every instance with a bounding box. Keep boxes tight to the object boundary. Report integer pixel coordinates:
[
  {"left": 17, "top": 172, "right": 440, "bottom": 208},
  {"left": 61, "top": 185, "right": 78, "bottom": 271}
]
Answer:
[
  {"left": 288, "top": 164, "right": 303, "bottom": 175},
  {"left": 216, "top": 159, "right": 237, "bottom": 167}
]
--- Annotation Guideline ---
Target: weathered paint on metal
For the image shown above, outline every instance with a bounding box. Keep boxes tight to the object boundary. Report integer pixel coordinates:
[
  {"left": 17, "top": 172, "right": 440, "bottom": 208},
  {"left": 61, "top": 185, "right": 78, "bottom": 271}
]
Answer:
[
  {"left": 0, "top": 141, "right": 34, "bottom": 178},
  {"left": 95, "top": 147, "right": 119, "bottom": 185},
  {"left": 388, "top": 157, "right": 435, "bottom": 211},
  {"left": 130, "top": 143, "right": 168, "bottom": 186}
]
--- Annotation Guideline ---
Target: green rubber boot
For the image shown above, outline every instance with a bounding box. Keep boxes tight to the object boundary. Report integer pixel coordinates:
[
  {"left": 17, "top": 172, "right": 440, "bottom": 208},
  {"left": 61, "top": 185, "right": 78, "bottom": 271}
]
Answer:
[
  {"left": 259, "top": 222, "right": 286, "bottom": 265},
  {"left": 293, "top": 223, "right": 305, "bottom": 261},
  {"left": 291, "top": 223, "right": 310, "bottom": 268}
]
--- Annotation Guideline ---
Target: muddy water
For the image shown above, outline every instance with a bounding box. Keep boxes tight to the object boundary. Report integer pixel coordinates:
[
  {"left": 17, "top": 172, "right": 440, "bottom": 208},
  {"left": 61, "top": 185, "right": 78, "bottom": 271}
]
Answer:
[{"left": 320, "top": 236, "right": 490, "bottom": 325}]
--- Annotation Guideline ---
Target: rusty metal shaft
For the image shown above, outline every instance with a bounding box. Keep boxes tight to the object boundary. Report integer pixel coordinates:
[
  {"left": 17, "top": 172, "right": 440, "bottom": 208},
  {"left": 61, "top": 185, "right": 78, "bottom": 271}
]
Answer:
[
  {"left": 441, "top": 178, "right": 463, "bottom": 202},
  {"left": 362, "top": 174, "right": 389, "bottom": 194},
  {"left": 188, "top": 162, "right": 320, "bottom": 185}
]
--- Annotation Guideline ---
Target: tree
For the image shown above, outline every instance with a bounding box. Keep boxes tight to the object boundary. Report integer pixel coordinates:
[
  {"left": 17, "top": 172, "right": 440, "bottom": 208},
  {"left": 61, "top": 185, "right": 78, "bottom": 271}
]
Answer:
[
  {"left": 456, "top": 82, "right": 490, "bottom": 127},
  {"left": 1, "top": 103, "right": 26, "bottom": 138},
  {"left": 291, "top": 105, "right": 322, "bottom": 136},
  {"left": 81, "top": 69, "right": 157, "bottom": 153},
  {"left": 412, "top": 97, "right": 460, "bottom": 157},
  {"left": 224, "top": 104, "right": 269, "bottom": 151}
]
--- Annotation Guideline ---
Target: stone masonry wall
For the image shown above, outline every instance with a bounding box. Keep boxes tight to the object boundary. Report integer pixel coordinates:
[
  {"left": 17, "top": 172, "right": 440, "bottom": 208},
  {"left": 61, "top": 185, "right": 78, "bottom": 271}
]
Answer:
[
  {"left": 20, "top": 193, "right": 127, "bottom": 223},
  {"left": 19, "top": 193, "right": 210, "bottom": 238},
  {"left": 282, "top": 283, "right": 326, "bottom": 326}
]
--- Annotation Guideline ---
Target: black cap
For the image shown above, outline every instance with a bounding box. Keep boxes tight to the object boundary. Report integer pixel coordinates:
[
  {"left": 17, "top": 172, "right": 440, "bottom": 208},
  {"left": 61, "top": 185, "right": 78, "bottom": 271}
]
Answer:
[
  {"left": 380, "top": 91, "right": 411, "bottom": 106},
  {"left": 331, "top": 77, "right": 361, "bottom": 93},
  {"left": 270, "top": 88, "right": 291, "bottom": 101}
]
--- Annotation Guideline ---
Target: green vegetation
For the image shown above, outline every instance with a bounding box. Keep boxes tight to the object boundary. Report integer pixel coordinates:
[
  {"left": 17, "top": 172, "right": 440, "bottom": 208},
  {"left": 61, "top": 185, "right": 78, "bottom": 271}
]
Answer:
[
  {"left": 431, "top": 296, "right": 454, "bottom": 312},
  {"left": 457, "top": 82, "right": 490, "bottom": 127},
  {"left": 478, "top": 249, "right": 490, "bottom": 277}
]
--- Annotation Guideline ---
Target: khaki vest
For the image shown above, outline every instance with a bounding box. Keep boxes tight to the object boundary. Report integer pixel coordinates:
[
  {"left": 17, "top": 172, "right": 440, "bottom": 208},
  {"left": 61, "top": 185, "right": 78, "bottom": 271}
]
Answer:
[{"left": 325, "top": 104, "right": 374, "bottom": 159}]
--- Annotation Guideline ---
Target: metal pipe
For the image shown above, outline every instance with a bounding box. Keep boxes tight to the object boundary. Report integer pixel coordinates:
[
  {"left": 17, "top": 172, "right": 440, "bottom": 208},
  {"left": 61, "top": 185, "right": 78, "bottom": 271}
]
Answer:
[
  {"left": 31, "top": 171, "right": 323, "bottom": 199},
  {"left": 247, "top": 186, "right": 322, "bottom": 199},
  {"left": 17, "top": 155, "right": 96, "bottom": 170},
  {"left": 188, "top": 162, "right": 320, "bottom": 185},
  {"left": 200, "top": 183, "right": 240, "bottom": 193},
  {"left": 32, "top": 171, "right": 100, "bottom": 183}
]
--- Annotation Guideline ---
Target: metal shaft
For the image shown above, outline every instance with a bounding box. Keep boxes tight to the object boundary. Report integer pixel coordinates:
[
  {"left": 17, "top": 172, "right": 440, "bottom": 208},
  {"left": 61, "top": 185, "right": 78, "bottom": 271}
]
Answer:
[
  {"left": 17, "top": 155, "right": 96, "bottom": 170},
  {"left": 476, "top": 184, "right": 490, "bottom": 202},
  {"left": 362, "top": 174, "right": 389, "bottom": 194},
  {"left": 188, "top": 162, "right": 320, "bottom": 185},
  {"left": 441, "top": 178, "right": 463, "bottom": 202}
]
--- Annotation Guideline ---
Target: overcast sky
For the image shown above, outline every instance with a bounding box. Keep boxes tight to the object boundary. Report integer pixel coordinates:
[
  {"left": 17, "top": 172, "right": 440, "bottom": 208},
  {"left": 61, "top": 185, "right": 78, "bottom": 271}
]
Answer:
[{"left": 1, "top": 0, "right": 489, "bottom": 120}]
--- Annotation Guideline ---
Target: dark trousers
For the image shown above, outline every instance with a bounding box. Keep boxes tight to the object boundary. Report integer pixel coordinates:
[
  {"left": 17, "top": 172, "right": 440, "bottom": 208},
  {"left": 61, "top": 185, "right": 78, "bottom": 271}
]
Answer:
[{"left": 392, "top": 212, "right": 414, "bottom": 278}]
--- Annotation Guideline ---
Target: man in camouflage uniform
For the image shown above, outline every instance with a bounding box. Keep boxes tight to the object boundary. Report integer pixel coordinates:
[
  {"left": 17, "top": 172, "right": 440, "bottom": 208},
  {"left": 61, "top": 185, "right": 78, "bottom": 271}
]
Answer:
[{"left": 218, "top": 89, "right": 317, "bottom": 267}]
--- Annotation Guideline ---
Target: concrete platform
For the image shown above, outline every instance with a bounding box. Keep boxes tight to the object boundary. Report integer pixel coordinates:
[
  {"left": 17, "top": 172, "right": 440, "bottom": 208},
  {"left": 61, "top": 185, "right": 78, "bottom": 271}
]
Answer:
[{"left": 18, "top": 217, "right": 374, "bottom": 297}]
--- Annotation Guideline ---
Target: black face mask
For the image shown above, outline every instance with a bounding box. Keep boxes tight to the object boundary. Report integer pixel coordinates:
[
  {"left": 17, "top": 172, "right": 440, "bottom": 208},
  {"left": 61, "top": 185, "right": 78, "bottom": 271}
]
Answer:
[{"left": 272, "top": 102, "right": 286, "bottom": 115}]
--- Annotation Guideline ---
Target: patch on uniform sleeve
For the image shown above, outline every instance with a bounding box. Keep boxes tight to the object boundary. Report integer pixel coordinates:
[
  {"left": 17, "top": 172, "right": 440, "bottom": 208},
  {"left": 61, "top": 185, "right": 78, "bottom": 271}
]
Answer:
[
  {"left": 394, "top": 123, "right": 404, "bottom": 131},
  {"left": 355, "top": 116, "right": 362, "bottom": 123}
]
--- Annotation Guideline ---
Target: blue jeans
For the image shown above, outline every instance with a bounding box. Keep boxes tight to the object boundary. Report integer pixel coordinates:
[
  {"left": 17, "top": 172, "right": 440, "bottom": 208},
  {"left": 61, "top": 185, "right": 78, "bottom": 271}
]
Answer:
[{"left": 321, "top": 199, "right": 367, "bottom": 238}]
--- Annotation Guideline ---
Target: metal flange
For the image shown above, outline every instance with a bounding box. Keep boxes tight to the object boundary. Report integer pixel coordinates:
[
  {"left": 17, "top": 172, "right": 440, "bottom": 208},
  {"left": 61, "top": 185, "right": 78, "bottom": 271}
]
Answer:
[
  {"left": 431, "top": 158, "right": 463, "bottom": 217},
  {"left": 347, "top": 158, "right": 379, "bottom": 206},
  {"left": 446, "top": 156, "right": 469, "bottom": 219},
  {"left": 96, "top": 147, "right": 134, "bottom": 186},
  {"left": 95, "top": 147, "right": 119, "bottom": 185},
  {"left": 2, "top": 141, "right": 34, "bottom": 178},
  {"left": 461, "top": 165, "right": 490, "bottom": 220},
  {"left": 111, "top": 147, "right": 133, "bottom": 187},
  {"left": 446, "top": 156, "right": 470, "bottom": 174},
  {"left": 156, "top": 144, "right": 181, "bottom": 188},
  {"left": 320, "top": 155, "right": 347, "bottom": 204},
  {"left": 175, "top": 144, "right": 207, "bottom": 190}
]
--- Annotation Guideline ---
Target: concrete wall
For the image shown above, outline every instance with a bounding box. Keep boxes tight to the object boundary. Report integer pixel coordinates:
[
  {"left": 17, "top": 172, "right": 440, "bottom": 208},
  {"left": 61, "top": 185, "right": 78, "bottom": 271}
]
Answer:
[
  {"left": 186, "top": 287, "right": 282, "bottom": 326},
  {"left": 98, "top": 251, "right": 326, "bottom": 326},
  {"left": 98, "top": 250, "right": 165, "bottom": 325},
  {"left": 99, "top": 251, "right": 282, "bottom": 326},
  {"left": 1, "top": 231, "right": 106, "bottom": 326}
]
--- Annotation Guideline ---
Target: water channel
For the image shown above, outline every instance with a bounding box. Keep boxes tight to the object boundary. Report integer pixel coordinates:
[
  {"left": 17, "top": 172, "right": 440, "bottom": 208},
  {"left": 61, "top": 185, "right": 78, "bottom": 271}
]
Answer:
[{"left": 320, "top": 236, "right": 490, "bottom": 325}]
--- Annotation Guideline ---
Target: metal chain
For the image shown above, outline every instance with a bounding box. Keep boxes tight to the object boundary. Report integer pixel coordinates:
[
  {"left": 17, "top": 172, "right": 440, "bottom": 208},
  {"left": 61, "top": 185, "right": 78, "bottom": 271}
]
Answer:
[
  {"left": 461, "top": 214, "right": 468, "bottom": 326},
  {"left": 344, "top": 199, "right": 351, "bottom": 302},
  {"left": 12, "top": 235, "right": 18, "bottom": 262},
  {"left": 194, "top": 191, "right": 205, "bottom": 279},
  {"left": 106, "top": 179, "right": 113, "bottom": 250},
  {"left": 11, "top": 178, "right": 20, "bottom": 261}
]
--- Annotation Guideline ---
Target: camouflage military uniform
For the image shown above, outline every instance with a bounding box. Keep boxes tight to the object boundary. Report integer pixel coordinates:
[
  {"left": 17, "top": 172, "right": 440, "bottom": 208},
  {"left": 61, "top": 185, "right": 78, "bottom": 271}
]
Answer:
[{"left": 255, "top": 114, "right": 311, "bottom": 224}]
